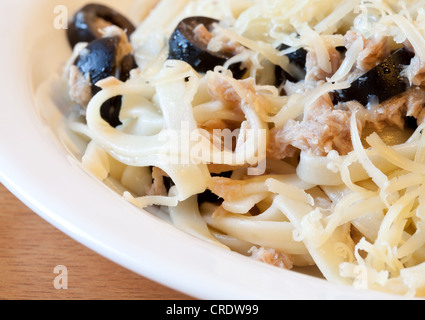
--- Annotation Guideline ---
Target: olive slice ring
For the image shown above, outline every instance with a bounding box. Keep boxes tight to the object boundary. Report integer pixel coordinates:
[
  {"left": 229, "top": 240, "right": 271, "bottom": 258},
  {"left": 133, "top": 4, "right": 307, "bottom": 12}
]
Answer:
[
  {"left": 168, "top": 16, "right": 246, "bottom": 78},
  {"left": 67, "top": 3, "right": 136, "bottom": 48}
]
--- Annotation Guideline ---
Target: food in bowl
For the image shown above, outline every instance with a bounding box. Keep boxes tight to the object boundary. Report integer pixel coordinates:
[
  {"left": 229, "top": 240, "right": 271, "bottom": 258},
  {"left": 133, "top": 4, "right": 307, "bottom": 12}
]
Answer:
[{"left": 60, "top": 0, "right": 425, "bottom": 298}]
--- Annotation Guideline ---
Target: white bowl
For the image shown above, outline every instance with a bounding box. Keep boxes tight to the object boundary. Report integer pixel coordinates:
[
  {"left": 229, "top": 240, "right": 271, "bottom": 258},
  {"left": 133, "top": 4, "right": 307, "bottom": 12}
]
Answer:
[{"left": 0, "top": 0, "right": 404, "bottom": 300}]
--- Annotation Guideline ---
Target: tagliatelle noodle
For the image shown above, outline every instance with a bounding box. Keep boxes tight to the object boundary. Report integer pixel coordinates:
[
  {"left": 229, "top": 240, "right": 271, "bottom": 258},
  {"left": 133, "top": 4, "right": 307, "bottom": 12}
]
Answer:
[
  {"left": 328, "top": 36, "right": 364, "bottom": 83},
  {"left": 202, "top": 204, "right": 309, "bottom": 255}
]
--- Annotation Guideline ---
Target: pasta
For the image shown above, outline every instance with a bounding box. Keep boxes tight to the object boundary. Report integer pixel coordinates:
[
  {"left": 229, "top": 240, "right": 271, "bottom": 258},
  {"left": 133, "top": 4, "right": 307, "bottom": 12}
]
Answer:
[{"left": 60, "top": 0, "right": 425, "bottom": 298}]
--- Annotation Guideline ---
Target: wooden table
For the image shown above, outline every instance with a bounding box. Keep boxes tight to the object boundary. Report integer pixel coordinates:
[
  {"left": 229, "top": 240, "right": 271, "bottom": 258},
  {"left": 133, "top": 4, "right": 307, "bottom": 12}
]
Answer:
[{"left": 0, "top": 183, "right": 193, "bottom": 300}]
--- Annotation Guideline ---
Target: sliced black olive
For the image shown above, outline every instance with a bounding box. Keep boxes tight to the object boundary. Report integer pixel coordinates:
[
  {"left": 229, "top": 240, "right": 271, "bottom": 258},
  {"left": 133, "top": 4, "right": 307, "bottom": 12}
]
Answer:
[
  {"left": 197, "top": 171, "right": 233, "bottom": 205},
  {"left": 163, "top": 175, "right": 175, "bottom": 192},
  {"left": 333, "top": 47, "right": 415, "bottom": 106},
  {"left": 336, "top": 46, "right": 347, "bottom": 54},
  {"left": 197, "top": 189, "right": 222, "bottom": 205},
  {"left": 75, "top": 37, "right": 119, "bottom": 95},
  {"left": 274, "top": 44, "right": 307, "bottom": 86},
  {"left": 274, "top": 66, "right": 299, "bottom": 88},
  {"left": 100, "top": 96, "right": 123, "bottom": 128},
  {"left": 405, "top": 116, "right": 419, "bottom": 130},
  {"left": 168, "top": 16, "right": 245, "bottom": 78},
  {"left": 119, "top": 54, "right": 138, "bottom": 82},
  {"left": 77, "top": 49, "right": 137, "bottom": 88},
  {"left": 277, "top": 44, "right": 308, "bottom": 71},
  {"left": 67, "top": 3, "right": 136, "bottom": 48},
  {"left": 74, "top": 37, "right": 138, "bottom": 127}
]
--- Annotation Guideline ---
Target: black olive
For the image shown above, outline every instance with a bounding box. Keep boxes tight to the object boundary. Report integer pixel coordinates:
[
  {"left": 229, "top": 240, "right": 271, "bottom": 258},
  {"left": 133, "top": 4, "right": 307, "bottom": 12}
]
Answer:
[
  {"left": 119, "top": 54, "right": 138, "bottom": 82},
  {"left": 274, "top": 65, "right": 299, "bottom": 88},
  {"left": 336, "top": 46, "right": 347, "bottom": 54},
  {"left": 67, "top": 3, "right": 136, "bottom": 48},
  {"left": 100, "top": 96, "right": 123, "bottom": 128},
  {"left": 197, "top": 189, "right": 222, "bottom": 205},
  {"left": 277, "top": 44, "right": 308, "bottom": 71},
  {"left": 75, "top": 37, "right": 119, "bottom": 95},
  {"left": 74, "top": 37, "right": 138, "bottom": 127},
  {"left": 274, "top": 44, "right": 307, "bottom": 86},
  {"left": 162, "top": 176, "right": 173, "bottom": 191},
  {"left": 197, "top": 171, "right": 233, "bottom": 205},
  {"left": 333, "top": 47, "right": 415, "bottom": 106},
  {"left": 405, "top": 116, "right": 419, "bottom": 130},
  {"left": 168, "top": 16, "right": 245, "bottom": 78}
]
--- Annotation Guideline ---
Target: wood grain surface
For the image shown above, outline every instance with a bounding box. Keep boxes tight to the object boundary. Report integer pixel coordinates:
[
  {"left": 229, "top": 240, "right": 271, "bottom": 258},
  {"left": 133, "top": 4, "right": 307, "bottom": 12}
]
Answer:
[{"left": 0, "top": 183, "right": 194, "bottom": 300}]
